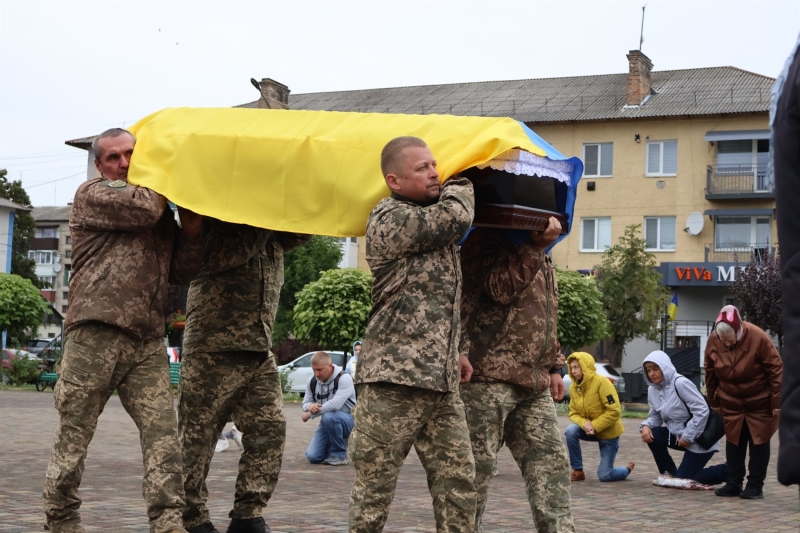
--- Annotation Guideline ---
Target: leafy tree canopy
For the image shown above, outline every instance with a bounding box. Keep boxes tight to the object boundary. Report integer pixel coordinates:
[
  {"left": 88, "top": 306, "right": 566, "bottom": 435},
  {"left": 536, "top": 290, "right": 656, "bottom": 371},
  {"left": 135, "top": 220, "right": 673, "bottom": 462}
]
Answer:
[
  {"left": 555, "top": 268, "right": 609, "bottom": 352},
  {"left": 730, "top": 253, "right": 782, "bottom": 349},
  {"left": 293, "top": 268, "right": 372, "bottom": 354},
  {"left": 0, "top": 169, "right": 40, "bottom": 288},
  {"left": 0, "top": 273, "right": 51, "bottom": 346},
  {"left": 273, "top": 236, "right": 343, "bottom": 345},
  {"left": 595, "top": 224, "right": 669, "bottom": 366}
]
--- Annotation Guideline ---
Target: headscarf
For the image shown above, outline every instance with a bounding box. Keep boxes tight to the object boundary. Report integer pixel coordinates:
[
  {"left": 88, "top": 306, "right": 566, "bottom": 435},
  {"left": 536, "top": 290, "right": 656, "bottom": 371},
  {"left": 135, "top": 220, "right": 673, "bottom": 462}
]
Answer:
[{"left": 715, "top": 305, "right": 744, "bottom": 342}]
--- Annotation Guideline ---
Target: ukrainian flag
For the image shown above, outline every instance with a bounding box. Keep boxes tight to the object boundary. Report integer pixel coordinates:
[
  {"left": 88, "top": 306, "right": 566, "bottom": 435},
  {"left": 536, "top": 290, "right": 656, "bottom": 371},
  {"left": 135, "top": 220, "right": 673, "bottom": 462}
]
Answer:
[{"left": 667, "top": 293, "right": 679, "bottom": 321}]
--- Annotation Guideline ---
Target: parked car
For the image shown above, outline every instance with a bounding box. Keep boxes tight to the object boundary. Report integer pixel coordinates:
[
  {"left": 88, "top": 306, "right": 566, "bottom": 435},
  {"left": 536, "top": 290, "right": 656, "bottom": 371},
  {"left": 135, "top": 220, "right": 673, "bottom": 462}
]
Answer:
[
  {"left": 24, "top": 338, "right": 56, "bottom": 356},
  {"left": 561, "top": 362, "right": 626, "bottom": 403},
  {"left": 278, "top": 351, "right": 349, "bottom": 395}
]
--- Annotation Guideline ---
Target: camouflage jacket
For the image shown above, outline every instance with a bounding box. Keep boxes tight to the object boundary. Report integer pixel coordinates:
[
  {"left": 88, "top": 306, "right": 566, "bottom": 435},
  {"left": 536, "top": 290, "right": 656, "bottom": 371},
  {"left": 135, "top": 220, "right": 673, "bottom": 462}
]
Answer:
[
  {"left": 460, "top": 228, "right": 559, "bottom": 394},
  {"left": 182, "top": 218, "right": 310, "bottom": 355},
  {"left": 356, "top": 177, "right": 475, "bottom": 392},
  {"left": 66, "top": 177, "right": 204, "bottom": 341}
]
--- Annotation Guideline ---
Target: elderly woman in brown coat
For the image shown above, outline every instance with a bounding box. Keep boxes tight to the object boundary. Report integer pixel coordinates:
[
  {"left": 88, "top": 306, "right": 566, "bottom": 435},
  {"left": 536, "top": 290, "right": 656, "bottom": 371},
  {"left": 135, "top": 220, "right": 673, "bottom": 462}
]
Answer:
[{"left": 705, "top": 305, "right": 783, "bottom": 500}]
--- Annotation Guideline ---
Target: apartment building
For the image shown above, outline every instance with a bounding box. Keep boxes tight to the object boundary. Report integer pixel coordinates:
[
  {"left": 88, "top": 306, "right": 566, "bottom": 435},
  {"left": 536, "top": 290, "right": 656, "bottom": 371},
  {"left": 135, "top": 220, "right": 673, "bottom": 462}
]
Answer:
[{"left": 30, "top": 206, "right": 72, "bottom": 337}]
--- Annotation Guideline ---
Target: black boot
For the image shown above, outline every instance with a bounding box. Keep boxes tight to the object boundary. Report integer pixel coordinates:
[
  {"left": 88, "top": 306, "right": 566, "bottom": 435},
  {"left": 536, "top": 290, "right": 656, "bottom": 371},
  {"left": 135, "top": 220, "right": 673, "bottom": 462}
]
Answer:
[
  {"left": 227, "top": 517, "right": 270, "bottom": 533},
  {"left": 740, "top": 484, "right": 764, "bottom": 499},
  {"left": 715, "top": 482, "right": 742, "bottom": 497},
  {"left": 188, "top": 523, "right": 220, "bottom": 533}
]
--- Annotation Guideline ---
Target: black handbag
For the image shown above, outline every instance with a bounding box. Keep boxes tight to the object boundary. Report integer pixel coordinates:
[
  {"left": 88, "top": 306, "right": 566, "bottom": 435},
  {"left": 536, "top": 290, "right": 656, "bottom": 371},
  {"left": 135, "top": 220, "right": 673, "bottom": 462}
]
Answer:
[{"left": 674, "top": 376, "right": 726, "bottom": 450}]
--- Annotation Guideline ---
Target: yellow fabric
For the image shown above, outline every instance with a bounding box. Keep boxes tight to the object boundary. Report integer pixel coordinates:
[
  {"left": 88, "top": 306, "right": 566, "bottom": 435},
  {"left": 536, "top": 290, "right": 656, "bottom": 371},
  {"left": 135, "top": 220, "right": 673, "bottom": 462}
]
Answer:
[
  {"left": 127, "top": 108, "right": 549, "bottom": 237},
  {"left": 567, "top": 352, "right": 624, "bottom": 440}
]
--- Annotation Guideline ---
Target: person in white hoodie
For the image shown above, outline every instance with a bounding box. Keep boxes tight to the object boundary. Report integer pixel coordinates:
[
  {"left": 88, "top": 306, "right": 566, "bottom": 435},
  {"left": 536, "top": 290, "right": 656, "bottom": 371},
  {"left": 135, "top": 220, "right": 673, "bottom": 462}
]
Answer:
[{"left": 638, "top": 351, "right": 728, "bottom": 485}]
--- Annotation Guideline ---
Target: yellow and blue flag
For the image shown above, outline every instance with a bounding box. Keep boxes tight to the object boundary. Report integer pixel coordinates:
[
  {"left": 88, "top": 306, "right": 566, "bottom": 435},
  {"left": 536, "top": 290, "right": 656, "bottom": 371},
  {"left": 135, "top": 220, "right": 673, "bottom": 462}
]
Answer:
[{"left": 667, "top": 293, "right": 679, "bottom": 321}]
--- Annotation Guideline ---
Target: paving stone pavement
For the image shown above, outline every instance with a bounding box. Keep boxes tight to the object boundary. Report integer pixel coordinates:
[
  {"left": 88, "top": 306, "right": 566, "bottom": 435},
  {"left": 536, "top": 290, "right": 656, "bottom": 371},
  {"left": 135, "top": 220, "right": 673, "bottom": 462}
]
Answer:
[{"left": 0, "top": 389, "right": 797, "bottom": 533}]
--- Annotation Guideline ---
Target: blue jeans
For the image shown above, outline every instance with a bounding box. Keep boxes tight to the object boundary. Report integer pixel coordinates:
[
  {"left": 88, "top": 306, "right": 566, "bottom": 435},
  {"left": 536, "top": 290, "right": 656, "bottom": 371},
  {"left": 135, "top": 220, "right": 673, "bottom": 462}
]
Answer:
[
  {"left": 646, "top": 426, "right": 729, "bottom": 485},
  {"left": 305, "top": 410, "right": 354, "bottom": 463},
  {"left": 565, "top": 424, "right": 630, "bottom": 482}
]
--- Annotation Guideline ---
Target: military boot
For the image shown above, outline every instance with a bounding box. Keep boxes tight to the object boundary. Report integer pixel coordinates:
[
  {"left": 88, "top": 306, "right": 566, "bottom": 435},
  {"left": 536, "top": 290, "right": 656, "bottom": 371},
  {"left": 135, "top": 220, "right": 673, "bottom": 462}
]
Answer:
[
  {"left": 226, "top": 517, "right": 270, "bottom": 533},
  {"left": 187, "top": 523, "right": 220, "bottom": 533}
]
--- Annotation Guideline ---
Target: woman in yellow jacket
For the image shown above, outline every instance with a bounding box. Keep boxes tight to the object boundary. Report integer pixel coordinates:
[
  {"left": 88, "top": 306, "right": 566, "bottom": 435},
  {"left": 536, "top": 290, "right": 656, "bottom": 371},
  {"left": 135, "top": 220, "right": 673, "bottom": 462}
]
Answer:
[{"left": 565, "top": 352, "right": 634, "bottom": 482}]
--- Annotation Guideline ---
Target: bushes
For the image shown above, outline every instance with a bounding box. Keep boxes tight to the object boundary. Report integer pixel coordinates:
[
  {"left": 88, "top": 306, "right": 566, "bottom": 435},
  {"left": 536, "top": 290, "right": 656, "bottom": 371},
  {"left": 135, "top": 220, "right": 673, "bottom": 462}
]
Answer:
[{"left": 5, "top": 353, "right": 40, "bottom": 385}]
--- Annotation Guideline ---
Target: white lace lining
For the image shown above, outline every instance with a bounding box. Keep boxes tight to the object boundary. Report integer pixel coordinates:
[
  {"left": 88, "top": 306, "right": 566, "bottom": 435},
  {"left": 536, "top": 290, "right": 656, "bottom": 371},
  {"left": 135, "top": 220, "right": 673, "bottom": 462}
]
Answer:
[{"left": 477, "top": 149, "right": 573, "bottom": 185}]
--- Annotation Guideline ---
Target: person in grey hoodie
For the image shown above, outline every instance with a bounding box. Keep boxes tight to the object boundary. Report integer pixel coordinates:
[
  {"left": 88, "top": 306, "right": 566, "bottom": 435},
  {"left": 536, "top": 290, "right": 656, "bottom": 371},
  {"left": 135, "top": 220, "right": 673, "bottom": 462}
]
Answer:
[
  {"left": 638, "top": 350, "right": 728, "bottom": 485},
  {"left": 301, "top": 351, "right": 357, "bottom": 466}
]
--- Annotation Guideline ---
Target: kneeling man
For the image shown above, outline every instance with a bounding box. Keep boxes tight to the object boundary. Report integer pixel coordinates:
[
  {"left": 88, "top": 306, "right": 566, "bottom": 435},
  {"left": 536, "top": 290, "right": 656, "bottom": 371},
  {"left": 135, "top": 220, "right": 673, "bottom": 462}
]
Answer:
[{"left": 302, "top": 352, "right": 357, "bottom": 465}]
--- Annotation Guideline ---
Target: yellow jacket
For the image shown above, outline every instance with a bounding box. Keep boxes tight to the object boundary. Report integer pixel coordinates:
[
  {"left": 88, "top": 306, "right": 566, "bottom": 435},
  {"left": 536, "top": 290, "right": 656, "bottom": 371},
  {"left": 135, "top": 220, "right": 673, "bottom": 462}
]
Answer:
[{"left": 567, "top": 352, "right": 624, "bottom": 440}]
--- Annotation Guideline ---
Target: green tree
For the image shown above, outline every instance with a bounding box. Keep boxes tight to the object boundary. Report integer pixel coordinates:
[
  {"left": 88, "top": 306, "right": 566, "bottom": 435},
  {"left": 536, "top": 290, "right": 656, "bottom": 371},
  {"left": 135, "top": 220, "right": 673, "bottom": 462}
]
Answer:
[
  {"left": 273, "top": 236, "right": 343, "bottom": 345},
  {"left": 730, "top": 252, "right": 783, "bottom": 349},
  {"left": 595, "top": 224, "right": 669, "bottom": 366},
  {"left": 293, "top": 268, "right": 372, "bottom": 354},
  {"left": 0, "top": 273, "right": 51, "bottom": 346},
  {"left": 0, "top": 169, "right": 40, "bottom": 287},
  {"left": 555, "top": 268, "right": 608, "bottom": 352}
]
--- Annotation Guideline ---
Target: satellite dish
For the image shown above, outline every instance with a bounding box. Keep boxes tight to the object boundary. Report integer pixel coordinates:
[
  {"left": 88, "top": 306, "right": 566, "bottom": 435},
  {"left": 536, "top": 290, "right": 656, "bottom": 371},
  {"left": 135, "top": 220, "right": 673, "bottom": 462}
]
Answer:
[
  {"left": 685, "top": 212, "right": 704, "bottom": 235},
  {"left": 53, "top": 263, "right": 62, "bottom": 273}
]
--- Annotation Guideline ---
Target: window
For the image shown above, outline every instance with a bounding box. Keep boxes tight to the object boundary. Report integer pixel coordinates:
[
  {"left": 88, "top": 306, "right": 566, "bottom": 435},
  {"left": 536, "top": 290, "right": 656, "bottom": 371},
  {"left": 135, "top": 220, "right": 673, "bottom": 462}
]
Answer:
[
  {"left": 583, "top": 143, "right": 613, "bottom": 177},
  {"left": 646, "top": 140, "right": 678, "bottom": 176},
  {"left": 580, "top": 217, "right": 612, "bottom": 252},
  {"left": 65, "top": 235, "right": 72, "bottom": 244},
  {"left": 63, "top": 291, "right": 69, "bottom": 300},
  {"left": 64, "top": 265, "right": 71, "bottom": 286},
  {"left": 62, "top": 305, "right": 68, "bottom": 313},
  {"left": 65, "top": 250, "right": 72, "bottom": 259},
  {"left": 35, "top": 227, "right": 58, "bottom": 239},
  {"left": 716, "top": 139, "right": 771, "bottom": 191},
  {"left": 644, "top": 217, "right": 676, "bottom": 251},
  {"left": 38, "top": 276, "right": 55, "bottom": 289},
  {"left": 28, "top": 250, "right": 53, "bottom": 264},
  {"left": 715, "top": 216, "right": 770, "bottom": 249}
]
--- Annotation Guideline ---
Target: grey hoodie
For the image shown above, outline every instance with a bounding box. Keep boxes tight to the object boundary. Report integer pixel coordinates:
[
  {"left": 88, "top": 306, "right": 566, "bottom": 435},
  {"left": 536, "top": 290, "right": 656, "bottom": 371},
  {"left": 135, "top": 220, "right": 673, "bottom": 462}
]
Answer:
[
  {"left": 302, "top": 365, "right": 357, "bottom": 419},
  {"left": 639, "top": 350, "right": 720, "bottom": 453}
]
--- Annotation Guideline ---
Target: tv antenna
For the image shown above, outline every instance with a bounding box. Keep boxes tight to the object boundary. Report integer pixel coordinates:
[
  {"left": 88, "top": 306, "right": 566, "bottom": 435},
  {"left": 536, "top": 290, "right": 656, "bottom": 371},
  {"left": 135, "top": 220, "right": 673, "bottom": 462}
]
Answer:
[{"left": 639, "top": 4, "right": 647, "bottom": 51}]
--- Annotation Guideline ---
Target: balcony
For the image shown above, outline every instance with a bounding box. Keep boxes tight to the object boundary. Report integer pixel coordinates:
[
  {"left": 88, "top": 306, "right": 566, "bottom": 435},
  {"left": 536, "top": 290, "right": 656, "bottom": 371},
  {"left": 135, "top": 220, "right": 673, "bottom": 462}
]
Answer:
[
  {"left": 30, "top": 237, "right": 59, "bottom": 251},
  {"left": 704, "top": 242, "right": 776, "bottom": 263},
  {"left": 706, "top": 165, "right": 774, "bottom": 200}
]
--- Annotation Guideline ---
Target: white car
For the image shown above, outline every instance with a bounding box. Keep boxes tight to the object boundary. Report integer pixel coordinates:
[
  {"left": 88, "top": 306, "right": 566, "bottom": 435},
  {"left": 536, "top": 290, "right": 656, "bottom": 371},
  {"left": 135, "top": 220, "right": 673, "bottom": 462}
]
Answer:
[
  {"left": 561, "top": 362, "right": 626, "bottom": 403},
  {"left": 278, "top": 350, "right": 349, "bottom": 395}
]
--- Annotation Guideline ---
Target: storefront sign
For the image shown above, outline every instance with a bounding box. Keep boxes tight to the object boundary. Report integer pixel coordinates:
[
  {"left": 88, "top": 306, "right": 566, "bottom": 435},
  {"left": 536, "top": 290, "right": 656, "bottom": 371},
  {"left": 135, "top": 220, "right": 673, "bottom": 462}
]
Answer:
[{"left": 658, "top": 262, "right": 744, "bottom": 287}]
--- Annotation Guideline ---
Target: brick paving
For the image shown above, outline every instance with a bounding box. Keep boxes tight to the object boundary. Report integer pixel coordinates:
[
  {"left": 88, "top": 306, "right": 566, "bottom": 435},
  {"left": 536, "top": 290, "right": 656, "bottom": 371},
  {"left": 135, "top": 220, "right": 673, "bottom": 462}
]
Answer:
[{"left": 0, "top": 389, "right": 797, "bottom": 533}]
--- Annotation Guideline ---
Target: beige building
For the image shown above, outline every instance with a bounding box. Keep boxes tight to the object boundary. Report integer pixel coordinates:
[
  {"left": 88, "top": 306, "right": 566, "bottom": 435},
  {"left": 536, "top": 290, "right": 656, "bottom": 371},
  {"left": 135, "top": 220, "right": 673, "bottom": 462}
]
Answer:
[{"left": 30, "top": 206, "right": 72, "bottom": 337}]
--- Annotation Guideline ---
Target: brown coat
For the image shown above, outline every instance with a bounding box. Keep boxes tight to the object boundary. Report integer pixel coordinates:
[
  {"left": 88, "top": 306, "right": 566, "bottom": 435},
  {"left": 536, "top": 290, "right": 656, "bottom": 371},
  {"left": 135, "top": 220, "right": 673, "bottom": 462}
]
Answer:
[
  {"left": 460, "top": 228, "right": 558, "bottom": 394},
  {"left": 705, "top": 322, "right": 783, "bottom": 445},
  {"left": 66, "top": 178, "right": 205, "bottom": 341}
]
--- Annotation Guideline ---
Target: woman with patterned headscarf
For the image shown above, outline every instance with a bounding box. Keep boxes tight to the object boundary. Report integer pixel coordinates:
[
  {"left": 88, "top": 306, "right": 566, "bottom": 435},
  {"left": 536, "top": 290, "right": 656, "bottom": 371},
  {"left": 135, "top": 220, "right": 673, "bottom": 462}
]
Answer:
[{"left": 705, "top": 305, "right": 783, "bottom": 500}]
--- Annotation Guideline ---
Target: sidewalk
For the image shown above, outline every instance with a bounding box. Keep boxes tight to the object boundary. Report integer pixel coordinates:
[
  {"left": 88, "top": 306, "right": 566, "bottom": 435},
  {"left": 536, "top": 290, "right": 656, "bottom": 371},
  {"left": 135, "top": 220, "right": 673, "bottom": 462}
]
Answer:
[{"left": 0, "top": 390, "right": 797, "bottom": 532}]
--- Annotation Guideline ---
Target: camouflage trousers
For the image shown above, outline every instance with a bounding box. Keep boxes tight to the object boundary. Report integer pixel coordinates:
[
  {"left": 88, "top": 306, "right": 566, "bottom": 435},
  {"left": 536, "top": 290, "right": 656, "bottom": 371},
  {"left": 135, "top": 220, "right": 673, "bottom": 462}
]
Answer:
[
  {"left": 461, "top": 382, "right": 575, "bottom": 533},
  {"left": 178, "top": 350, "right": 285, "bottom": 528},
  {"left": 349, "top": 383, "right": 476, "bottom": 533},
  {"left": 42, "top": 322, "right": 185, "bottom": 533}
]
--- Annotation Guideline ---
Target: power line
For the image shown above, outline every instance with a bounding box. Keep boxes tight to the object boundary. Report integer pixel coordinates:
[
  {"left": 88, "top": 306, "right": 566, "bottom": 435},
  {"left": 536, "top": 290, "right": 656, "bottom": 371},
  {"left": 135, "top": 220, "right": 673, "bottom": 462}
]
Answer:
[{"left": 25, "top": 172, "right": 86, "bottom": 189}]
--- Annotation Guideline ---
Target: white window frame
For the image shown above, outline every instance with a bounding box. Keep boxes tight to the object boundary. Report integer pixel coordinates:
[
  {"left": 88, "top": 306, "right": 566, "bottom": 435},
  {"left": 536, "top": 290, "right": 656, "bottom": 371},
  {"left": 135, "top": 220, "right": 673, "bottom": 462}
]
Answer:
[
  {"left": 580, "top": 217, "right": 612, "bottom": 253},
  {"left": 646, "top": 140, "right": 678, "bottom": 177},
  {"left": 38, "top": 275, "right": 56, "bottom": 289},
  {"left": 28, "top": 250, "right": 53, "bottom": 265},
  {"left": 714, "top": 216, "right": 771, "bottom": 250},
  {"left": 644, "top": 216, "right": 677, "bottom": 252},
  {"left": 582, "top": 142, "right": 614, "bottom": 178}
]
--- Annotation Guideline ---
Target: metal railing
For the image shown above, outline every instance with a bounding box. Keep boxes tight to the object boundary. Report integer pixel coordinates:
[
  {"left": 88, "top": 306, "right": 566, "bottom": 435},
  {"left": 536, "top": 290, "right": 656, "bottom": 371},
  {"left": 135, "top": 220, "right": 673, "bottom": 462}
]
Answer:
[
  {"left": 704, "top": 242, "right": 775, "bottom": 263},
  {"left": 706, "top": 165, "right": 773, "bottom": 197}
]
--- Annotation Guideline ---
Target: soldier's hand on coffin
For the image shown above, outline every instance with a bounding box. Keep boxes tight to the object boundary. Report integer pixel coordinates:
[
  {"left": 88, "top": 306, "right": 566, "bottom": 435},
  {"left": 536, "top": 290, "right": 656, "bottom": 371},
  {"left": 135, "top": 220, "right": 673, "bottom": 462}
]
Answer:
[
  {"left": 177, "top": 206, "right": 202, "bottom": 238},
  {"left": 529, "top": 217, "right": 561, "bottom": 250}
]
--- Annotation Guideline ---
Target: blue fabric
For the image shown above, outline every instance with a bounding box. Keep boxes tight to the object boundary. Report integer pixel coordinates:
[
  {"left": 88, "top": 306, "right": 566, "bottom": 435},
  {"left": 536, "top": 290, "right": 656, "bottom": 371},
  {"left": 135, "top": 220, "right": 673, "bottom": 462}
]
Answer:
[
  {"left": 565, "top": 424, "right": 630, "bottom": 482},
  {"left": 646, "top": 427, "right": 728, "bottom": 485},
  {"left": 305, "top": 410, "right": 354, "bottom": 463}
]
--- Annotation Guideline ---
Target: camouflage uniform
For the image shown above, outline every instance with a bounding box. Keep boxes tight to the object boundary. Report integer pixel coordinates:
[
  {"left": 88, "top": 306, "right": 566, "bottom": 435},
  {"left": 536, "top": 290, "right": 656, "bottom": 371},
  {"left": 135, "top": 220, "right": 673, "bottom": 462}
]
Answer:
[
  {"left": 178, "top": 219, "right": 309, "bottom": 528},
  {"left": 459, "top": 228, "right": 575, "bottom": 533},
  {"left": 351, "top": 177, "right": 477, "bottom": 533},
  {"left": 43, "top": 177, "right": 204, "bottom": 533}
]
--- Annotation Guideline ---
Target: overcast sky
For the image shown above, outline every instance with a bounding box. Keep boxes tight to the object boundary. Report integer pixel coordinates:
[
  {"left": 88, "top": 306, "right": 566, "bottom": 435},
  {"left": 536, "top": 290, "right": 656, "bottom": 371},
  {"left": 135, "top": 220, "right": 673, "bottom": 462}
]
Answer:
[{"left": 1, "top": 0, "right": 799, "bottom": 206}]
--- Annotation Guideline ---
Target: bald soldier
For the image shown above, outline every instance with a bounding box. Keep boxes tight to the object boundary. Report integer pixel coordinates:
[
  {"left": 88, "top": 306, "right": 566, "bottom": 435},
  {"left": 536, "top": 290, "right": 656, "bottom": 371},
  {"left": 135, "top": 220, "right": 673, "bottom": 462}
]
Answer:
[
  {"left": 42, "top": 128, "right": 204, "bottom": 533},
  {"left": 349, "top": 136, "right": 477, "bottom": 533}
]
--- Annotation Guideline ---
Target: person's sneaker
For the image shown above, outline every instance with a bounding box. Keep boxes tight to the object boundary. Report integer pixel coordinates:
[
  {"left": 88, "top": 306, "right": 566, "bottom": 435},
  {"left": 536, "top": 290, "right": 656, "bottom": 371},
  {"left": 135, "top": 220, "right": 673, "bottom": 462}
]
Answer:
[
  {"left": 570, "top": 469, "right": 585, "bottom": 481},
  {"left": 188, "top": 523, "right": 220, "bottom": 533},
  {"left": 231, "top": 427, "right": 244, "bottom": 450},
  {"left": 740, "top": 485, "right": 764, "bottom": 499},
  {"left": 227, "top": 517, "right": 270, "bottom": 533},
  {"left": 215, "top": 438, "right": 229, "bottom": 453},
  {"left": 715, "top": 482, "right": 742, "bottom": 497},
  {"left": 323, "top": 456, "right": 348, "bottom": 466},
  {"left": 626, "top": 461, "right": 635, "bottom": 474}
]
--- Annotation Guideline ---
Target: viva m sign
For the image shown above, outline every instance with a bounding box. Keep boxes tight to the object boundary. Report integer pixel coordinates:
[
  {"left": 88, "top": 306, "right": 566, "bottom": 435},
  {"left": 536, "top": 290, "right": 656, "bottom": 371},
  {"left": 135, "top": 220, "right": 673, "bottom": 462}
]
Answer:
[{"left": 658, "top": 262, "right": 744, "bottom": 287}]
